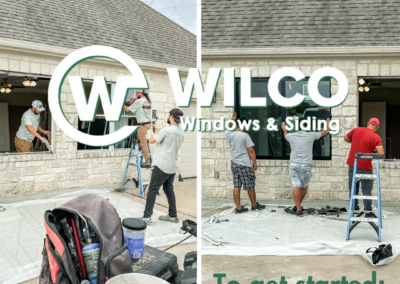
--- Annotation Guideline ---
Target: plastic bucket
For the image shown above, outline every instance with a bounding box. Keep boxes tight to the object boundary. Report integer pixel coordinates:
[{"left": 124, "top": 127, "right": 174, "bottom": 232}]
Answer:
[{"left": 122, "top": 218, "right": 147, "bottom": 260}]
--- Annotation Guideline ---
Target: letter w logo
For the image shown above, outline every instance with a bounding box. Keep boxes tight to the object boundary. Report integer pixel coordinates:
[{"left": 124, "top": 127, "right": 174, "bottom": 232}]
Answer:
[{"left": 69, "top": 76, "right": 134, "bottom": 122}]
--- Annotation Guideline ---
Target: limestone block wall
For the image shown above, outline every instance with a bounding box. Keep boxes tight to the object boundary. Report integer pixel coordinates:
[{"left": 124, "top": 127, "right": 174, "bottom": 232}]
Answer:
[
  {"left": 0, "top": 48, "right": 187, "bottom": 196},
  {"left": 201, "top": 56, "right": 400, "bottom": 202}
]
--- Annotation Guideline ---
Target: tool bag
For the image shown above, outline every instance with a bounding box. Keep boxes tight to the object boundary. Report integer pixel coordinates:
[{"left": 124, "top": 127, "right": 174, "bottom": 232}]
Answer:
[
  {"left": 366, "top": 244, "right": 393, "bottom": 264},
  {"left": 39, "top": 194, "right": 133, "bottom": 284}
]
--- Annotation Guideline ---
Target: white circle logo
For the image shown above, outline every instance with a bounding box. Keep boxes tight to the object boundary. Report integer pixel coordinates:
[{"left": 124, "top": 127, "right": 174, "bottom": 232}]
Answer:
[{"left": 48, "top": 45, "right": 148, "bottom": 147}]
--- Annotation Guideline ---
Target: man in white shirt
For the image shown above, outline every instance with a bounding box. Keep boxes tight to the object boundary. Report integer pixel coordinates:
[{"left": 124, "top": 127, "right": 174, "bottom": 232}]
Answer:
[
  {"left": 282, "top": 117, "right": 330, "bottom": 216},
  {"left": 15, "top": 100, "right": 51, "bottom": 152}
]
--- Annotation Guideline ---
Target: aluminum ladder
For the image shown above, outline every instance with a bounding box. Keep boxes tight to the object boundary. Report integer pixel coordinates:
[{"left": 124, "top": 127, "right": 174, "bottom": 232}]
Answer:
[
  {"left": 346, "top": 153, "right": 382, "bottom": 241},
  {"left": 121, "top": 139, "right": 159, "bottom": 198}
]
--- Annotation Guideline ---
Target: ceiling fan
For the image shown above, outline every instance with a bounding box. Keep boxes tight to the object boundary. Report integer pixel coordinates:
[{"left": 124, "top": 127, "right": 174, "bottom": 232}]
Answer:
[{"left": 0, "top": 78, "right": 25, "bottom": 93}]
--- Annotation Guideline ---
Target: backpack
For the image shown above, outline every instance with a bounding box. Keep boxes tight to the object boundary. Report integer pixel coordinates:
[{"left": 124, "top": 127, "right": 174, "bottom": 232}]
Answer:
[{"left": 39, "top": 194, "right": 133, "bottom": 284}]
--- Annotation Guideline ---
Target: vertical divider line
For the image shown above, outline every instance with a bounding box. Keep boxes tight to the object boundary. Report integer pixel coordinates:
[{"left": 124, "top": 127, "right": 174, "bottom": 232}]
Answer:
[{"left": 196, "top": 0, "right": 202, "bottom": 283}]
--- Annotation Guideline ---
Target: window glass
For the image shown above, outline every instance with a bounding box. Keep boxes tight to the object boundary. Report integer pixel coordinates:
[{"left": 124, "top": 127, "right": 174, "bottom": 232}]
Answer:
[
  {"left": 236, "top": 77, "right": 331, "bottom": 160},
  {"left": 77, "top": 84, "right": 138, "bottom": 150}
]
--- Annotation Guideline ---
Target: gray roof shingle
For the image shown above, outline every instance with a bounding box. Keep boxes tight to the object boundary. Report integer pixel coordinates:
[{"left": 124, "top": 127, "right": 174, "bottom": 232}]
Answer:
[
  {"left": 202, "top": 0, "right": 400, "bottom": 49},
  {"left": 0, "top": 0, "right": 196, "bottom": 67}
]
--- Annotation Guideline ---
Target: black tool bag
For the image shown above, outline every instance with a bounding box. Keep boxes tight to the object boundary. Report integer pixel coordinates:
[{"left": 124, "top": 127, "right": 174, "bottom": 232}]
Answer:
[
  {"left": 39, "top": 194, "right": 133, "bottom": 284},
  {"left": 366, "top": 244, "right": 393, "bottom": 264}
]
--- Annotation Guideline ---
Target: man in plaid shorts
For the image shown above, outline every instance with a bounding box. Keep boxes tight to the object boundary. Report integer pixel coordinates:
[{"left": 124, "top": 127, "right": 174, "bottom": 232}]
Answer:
[{"left": 226, "top": 112, "right": 266, "bottom": 213}]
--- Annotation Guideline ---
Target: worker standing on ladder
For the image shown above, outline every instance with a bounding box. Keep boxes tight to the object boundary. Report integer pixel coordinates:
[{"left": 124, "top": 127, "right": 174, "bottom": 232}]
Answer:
[
  {"left": 140, "top": 108, "right": 185, "bottom": 225},
  {"left": 124, "top": 89, "right": 152, "bottom": 168},
  {"left": 344, "top": 118, "right": 384, "bottom": 215}
]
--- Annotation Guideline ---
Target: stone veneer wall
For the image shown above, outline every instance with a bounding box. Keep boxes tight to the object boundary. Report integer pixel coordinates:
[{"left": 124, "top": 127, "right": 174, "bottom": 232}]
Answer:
[
  {"left": 0, "top": 48, "right": 187, "bottom": 195},
  {"left": 201, "top": 56, "right": 400, "bottom": 202}
]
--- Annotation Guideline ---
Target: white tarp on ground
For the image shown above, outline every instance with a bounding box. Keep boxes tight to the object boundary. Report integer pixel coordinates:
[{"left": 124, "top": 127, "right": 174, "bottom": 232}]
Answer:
[
  {"left": 202, "top": 204, "right": 400, "bottom": 266},
  {"left": 0, "top": 189, "right": 194, "bottom": 284}
]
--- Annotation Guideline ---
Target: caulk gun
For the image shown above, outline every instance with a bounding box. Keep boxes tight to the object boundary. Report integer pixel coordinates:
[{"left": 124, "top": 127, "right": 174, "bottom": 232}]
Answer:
[
  {"left": 152, "top": 117, "right": 158, "bottom": 133},
  {"left": 209, "top": 216, "right": 229, "bottom": 224}
]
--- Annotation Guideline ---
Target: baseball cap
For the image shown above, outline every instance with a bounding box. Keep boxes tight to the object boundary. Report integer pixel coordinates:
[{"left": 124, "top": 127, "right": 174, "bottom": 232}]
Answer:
[
  {"left": 169, "top": 108, "right": 184, "bottom": 123},
  {"left": 138, "top": 89, "right": 149, "bottom": 96},
  {"left": 32, "top": 100, "right": 45, "bottom": 111},
  {"left": 369, "top": 118, "right": 380, "bottom": 126}
]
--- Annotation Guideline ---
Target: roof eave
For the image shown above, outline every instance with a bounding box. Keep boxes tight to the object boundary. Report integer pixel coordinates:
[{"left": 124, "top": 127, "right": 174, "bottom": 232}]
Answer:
[
  {"left": 202, "top": 46, "right": 400, "bottom": 59},
  {"left": 0, "top": 38, "right": 191, "bottom": 73}
]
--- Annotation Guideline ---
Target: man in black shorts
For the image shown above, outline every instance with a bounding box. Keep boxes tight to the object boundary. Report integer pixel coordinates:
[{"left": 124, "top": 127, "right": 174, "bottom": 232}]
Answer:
[{"left": 226, "top": 112, "right": 266, "bottom": 213}]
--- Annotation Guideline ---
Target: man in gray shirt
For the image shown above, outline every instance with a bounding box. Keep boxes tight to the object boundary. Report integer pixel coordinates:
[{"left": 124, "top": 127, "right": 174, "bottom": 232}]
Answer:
[
  {"left": 124, "top": 90, "right": 152, "bottom": 167},
  {"left": 227, "top": 113, "right": 265, "bottom": 213},
  {"left": 282, "top": 117, "right": 330, "bottom": 216},
  {"left": 141, "top": 108, "right": 184, "bottom": 224},
  {"left": 15, "top": 100, "right": 51, "bottom": 152}
]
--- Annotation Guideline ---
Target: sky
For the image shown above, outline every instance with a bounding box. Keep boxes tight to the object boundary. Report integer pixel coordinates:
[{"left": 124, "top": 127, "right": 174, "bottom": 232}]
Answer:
[{"left": 140, "top": 0, "right": 197, "bottom": 35}]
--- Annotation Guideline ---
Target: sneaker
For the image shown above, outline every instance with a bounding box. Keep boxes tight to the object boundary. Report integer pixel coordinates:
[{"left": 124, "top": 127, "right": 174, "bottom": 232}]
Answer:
[
  {"left": 251, "top": 202, "right": 266, "bottom": 211},
  {"left": 141, "top": 160, "right": 151, "bottom": 168},
  {"left": 139, "top": 217, "right": 152, "bottom": 225},
  {"left": 235, "top": 206, "right": 249, "bottom": 214},
  {"left": 159, "top": 215, "right": 180, "bottom": 223},
  {"left": 294, "top": 210, "right": 304, "bottom": 217}
]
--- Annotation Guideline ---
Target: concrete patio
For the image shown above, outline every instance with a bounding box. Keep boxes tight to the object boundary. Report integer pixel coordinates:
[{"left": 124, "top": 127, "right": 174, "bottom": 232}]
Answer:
[{"left": 0, "top": 178, "right": 197, "bottom": 284}]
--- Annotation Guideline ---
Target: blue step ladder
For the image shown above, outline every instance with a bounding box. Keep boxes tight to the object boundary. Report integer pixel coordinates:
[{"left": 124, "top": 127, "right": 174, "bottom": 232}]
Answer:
[
  {"left": 121, "top": 139, "right": 159, "bottom": 198},
  {"left": 346, "top": 153, "right": 383, "bottom": 242}
]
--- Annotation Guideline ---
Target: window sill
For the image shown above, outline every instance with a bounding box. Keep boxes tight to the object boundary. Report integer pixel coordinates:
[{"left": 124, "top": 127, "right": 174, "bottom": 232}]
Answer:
[
  {"left": 76, "top": 148, "right": 131, "bottom": 159},
  {"left": 0, "top": 152, "right": 55, "bottom": 162}
]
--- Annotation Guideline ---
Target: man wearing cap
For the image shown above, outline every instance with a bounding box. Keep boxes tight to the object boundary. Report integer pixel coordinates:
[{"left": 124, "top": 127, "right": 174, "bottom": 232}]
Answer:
[
  {"left": 344, "top": 118, "right": 384, "bottom": 214},
  {"left": 140, "top": 108, "right": 185, "bottom": 224},
  {"left": 15, "top": 100, "right": 51, "bottom": 153},
  {"left": 124, "top": 89, "right": 152, "bottom": 167}
]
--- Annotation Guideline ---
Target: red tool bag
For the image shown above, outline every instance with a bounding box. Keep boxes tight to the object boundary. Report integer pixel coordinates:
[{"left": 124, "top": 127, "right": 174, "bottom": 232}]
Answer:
[{"left": 39, "top": 194, "right": 133, "bottom": 284}]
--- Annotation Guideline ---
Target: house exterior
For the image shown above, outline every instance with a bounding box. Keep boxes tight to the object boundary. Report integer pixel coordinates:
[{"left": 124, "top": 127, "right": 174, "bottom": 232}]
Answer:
[
  {"left": 201, "top": 0, "right": 400, "bottom": 202},
  {"left": 0, "top": 0, "right": 196, "bottom": 195}
]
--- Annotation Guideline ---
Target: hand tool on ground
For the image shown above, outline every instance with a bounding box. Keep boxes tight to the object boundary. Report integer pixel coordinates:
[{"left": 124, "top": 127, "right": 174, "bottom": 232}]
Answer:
[{"left": 346, "top": 153, "right": 382, "bottom": 241}]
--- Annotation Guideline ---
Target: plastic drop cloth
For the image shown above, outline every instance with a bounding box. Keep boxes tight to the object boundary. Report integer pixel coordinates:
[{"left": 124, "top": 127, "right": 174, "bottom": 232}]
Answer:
[
  {"left": 0, "top": 189, "right": 195, "bottom": 284},
  {"left": 202, "top": 204, "right": 400, "bottom": 266}
]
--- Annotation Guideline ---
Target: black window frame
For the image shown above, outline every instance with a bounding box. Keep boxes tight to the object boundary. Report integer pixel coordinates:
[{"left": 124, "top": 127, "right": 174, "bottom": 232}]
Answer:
[{"left": 234, "top": 77, "right": 332, "bottom": 161}]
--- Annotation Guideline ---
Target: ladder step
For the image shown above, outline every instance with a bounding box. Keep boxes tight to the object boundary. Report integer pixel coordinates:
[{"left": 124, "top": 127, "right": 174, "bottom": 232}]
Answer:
[
  {"left": 353, "top": 195, "right": 378, "bottom": 200},
  {"left": 355, "top": 174, "right": 377, "bottom": 180},
  {"left": 350, "top": 217, "right": 379, "bottom": 222}
]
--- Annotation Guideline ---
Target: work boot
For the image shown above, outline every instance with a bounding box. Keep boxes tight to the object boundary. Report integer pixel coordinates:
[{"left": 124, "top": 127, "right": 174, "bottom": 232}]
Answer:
[
  {"left": 295, "top": 211, "right": 304, "bottom": 217},
  {"left": 141, "top": 160, "right": 151, "bottom": 168},
  {"left": 235, "top": 206, "right": 249, "bottom": 214},
  {"left": 159, "top": 215, "right": 180, "bottom": 223},
  {"left": 251, "top": 202, "right": 266, "bottom": 211},
  {"left": 139, "top": 217, "right": 152, "bottom": 225},
  {"left": 292, "top": 206, "right": 304, "bottom": 212}
]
